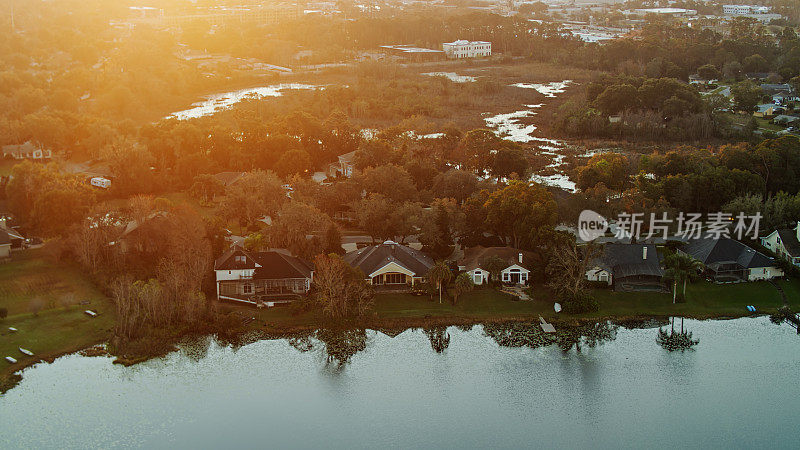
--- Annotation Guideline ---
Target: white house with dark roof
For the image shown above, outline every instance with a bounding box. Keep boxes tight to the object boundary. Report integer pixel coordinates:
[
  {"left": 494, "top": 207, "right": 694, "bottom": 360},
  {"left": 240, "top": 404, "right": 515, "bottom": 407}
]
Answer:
[
  {"left": 343, "top": 240, "right": 433, "bottom": 288},
  {"left": 761, "top": 222, "right": 800, "bottom": 268},
  {"left": 585, "top": 243, "right": 665, "bottom": 292},
  {"left": 214, "top": 246, "right": 313, "bottom": 305},
  {"left": 681, "top": 238, "right": 783, "bottom": 282},
  {"left": 458, "top": 246, "right": 535, "bottom": 285}
]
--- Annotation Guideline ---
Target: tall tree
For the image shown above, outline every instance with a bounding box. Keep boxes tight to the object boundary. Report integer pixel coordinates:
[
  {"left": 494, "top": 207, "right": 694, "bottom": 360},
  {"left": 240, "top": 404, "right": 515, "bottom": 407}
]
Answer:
[
  {"left": 452, "top": 272, "right": 475, "bottom": 305},
  {"left": 220, "top": 170, "right": 285, "bottom": 232},
  {"left": 664, "top": 252, "right": 704, "bottom": 303},
  {"left": 483, "top": 181, "right": 558, "bottom": 248},
  {"left": 311, "top": 254, "right": 374, "bottom": 319},
  {"left": 427, "top": 260, "right": 452, "bottom": 304}
]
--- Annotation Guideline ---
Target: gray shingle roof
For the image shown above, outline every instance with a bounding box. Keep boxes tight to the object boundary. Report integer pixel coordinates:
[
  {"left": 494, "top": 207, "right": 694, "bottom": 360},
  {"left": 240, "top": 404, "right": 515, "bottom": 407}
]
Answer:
[
  {"left": 776, "top": 229, "right": 800, "bottom": 257},
  {"left": 459, "top": 246, "right": 535, "bottom": 271},
  {"left": 594, "top": 243, "right": 664, "bottom": 279},
  {"left": 215, "top": 246, "right": 312, "bottom": 279},
  {"left": 344, "top": 241, "right": 433, "bottom": 277},
  {"left": 682, "top": 238, "right": 775, "bottom": 269}
]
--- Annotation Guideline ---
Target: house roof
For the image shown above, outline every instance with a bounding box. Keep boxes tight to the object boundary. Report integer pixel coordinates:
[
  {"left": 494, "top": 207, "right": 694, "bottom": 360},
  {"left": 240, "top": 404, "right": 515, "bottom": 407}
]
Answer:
[
  {"left": 776, "top": 229, "right": 800, "bottom": 257},
  {"left": 459, "top": 246, "right": 535, "bottom": 271},
  {"left": 343, "top": 240, "right": 433, "bottom": 278},
  {"left": 681, "top": 238, "right": 775, "bottom": 269},
  {"left": 338, "top": 151, "right": 357, "bottom": 165},
  {"left": 118, "top": 212, "right": 168, "bottom": 239},
  {"left": 215, "top": 246, "right": 313, "bottom": 279},
  {"left": 756, "top": 103, "right": 775, "bottom": 113},
  {"left": 0, "top": 222, "right": 23, "bottom": 241},
  {"left": 593, "top": 243, "right": 664, "bottom": 279}
]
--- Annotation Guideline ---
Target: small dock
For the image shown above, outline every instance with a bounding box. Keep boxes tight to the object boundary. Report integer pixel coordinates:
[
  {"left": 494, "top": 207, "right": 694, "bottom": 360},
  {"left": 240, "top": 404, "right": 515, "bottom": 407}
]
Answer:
[{"left": 539, "top": 316, "right": 556, "bottom": 333}]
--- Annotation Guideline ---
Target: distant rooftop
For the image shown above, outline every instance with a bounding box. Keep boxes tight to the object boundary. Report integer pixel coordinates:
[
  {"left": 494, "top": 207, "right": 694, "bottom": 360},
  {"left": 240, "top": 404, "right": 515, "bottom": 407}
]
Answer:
[
  {"left": 443, "top": 40, "right": 491, "bottom": 46},
  {"left": 379, "top": 45, "right": 443, "bottom": 54}
]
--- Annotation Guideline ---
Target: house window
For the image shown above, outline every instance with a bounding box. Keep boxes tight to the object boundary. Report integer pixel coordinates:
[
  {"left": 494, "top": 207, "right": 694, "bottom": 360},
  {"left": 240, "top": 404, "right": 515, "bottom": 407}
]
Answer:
[
  {"left": 235, "top": 255, "right": 246, "bottom": 264},
  {"left": 384, "top": 273, "right": 406, "bottom": 284},
  {"left": 242, "top": 284, "right": 253, "bottom": 294}
]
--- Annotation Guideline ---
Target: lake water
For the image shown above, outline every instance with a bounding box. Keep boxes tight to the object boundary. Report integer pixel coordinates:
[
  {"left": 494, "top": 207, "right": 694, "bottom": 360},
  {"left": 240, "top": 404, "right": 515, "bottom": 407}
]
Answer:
[{"left": 1, "top": 317, "right": 798, "bottom": 449}]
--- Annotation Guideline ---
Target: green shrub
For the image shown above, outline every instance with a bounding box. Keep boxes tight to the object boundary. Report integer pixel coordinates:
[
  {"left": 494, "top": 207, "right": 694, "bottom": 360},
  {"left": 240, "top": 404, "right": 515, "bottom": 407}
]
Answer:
[{"left": 562, "top": 292, "right": 599, "bottom": 314}]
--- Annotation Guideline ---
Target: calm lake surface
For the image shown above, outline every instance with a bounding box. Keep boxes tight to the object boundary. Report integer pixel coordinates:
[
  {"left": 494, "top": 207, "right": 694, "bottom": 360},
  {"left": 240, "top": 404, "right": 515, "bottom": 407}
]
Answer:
[{"left": 1, "top": 317, "right": 799, "bottom": 449}]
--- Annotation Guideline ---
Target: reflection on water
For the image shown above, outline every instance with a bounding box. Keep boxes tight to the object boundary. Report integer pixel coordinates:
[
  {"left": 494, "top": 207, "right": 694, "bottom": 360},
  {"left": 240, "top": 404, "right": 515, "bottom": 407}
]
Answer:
[
  {"left": 656, "top": 317, "right": 700, "bottom": 351},
  {"left": 2, "top": 317, "right": 800, "bottom": 449},
  {"left": 422, "top": 326, "right": 451, "bottom": 353}
]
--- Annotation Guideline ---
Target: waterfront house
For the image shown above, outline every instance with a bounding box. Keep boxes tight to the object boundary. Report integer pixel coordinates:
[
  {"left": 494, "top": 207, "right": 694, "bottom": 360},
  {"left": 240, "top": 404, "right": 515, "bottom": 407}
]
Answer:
[
  {"left": 458, "top": 246, "right": 535, "bottom": 285},
  {"left": 680, "top": 238, "right": 783, "bottom": 282},
  {"left": 214, "top": 246, "right": 313, "bottom": 306},
  {"left": 344, "top": 240, "right": 433, "bottom": 288},
  {"left": 761, "top": 222, "right": 800, "bottom": 268},
  {"left": 585, "top": 243, "right": 665, "bottom": 292}
]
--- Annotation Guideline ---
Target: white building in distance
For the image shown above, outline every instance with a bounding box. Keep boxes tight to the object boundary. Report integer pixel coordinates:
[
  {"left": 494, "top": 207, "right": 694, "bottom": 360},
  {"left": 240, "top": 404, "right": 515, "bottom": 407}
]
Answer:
[
  {"left": 442, "top": 40, "right": 491, "bottom": 59},
  {"left": 723, "top": 5, "right": 771, "bottom": 15}
]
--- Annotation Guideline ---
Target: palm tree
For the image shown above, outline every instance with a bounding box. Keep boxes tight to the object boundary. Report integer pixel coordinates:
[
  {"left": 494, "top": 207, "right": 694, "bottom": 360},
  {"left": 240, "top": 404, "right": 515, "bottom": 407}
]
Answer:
[
  {"left": 665, "top": 252, "right": 704, "bottom": 304},
  {"left": 428, "top": 261, "right": 453, "bottom": 304},
  {"left": 452, "top": 272, "right": 475, "bottom": 305}
]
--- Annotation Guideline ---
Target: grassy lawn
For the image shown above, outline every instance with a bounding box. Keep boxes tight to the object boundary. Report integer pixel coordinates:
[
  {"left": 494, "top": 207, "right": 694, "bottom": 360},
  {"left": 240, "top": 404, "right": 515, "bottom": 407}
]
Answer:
[
  {"left": 0, "top": 250, "right": 115, "bottom": 377},
  {"left": 721, "top": 112, "right": 786, "bottom": 133},
  {"left": 251, "top": 279, "right": 800, "bottom": 330},
  {"left": 374, "top": 289, "right": 549, "bottom": 319},
  {"left": 582, "top": 280, "right": 799, "bottom": 319},
  {"left": 249, "top": 288, "right": 551, "bottom": 330}
]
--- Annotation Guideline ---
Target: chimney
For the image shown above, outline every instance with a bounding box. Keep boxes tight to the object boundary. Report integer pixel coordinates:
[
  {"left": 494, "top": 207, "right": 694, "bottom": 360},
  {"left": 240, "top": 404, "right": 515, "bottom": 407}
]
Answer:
[
  {"left": 642, "top": 246, "right": 648, "bottom": 260},
  {"left": 518, "top": 252, "right": 523, "bottom": 264}
]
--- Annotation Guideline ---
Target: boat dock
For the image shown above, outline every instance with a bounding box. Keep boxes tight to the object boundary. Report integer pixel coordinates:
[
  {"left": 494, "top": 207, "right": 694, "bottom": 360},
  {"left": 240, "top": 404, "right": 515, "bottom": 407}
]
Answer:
[{"left": 539, "top": 316, "right": 556, "bottom": 333}]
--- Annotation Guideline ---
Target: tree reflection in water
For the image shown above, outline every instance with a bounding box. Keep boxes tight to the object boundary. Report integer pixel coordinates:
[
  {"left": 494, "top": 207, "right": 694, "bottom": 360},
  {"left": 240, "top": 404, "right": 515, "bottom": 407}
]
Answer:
[
  {"left": 282, "top": 329, "right": 370, "bottom": 366},
  {"left": 484, "top": 321, "right": 619, "bottom": 353},
  {"left": 315, "top": 328, "right": 368, "bottom": 366},
  {"left": 422, "top": 327, "right": 451, "bottom": 353},
  {"left": 555, "top": 322, "right": 618, "bottom": 353},
  {"left": 656, "top": 317, "right": 699, "bottom": 351},
  {"left": 177, "top": 335, "right": 213, "bottom": 362},
  {"left": 483, "top": 322, "right": 553, "bottom": 349}
]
